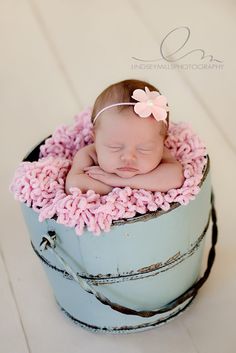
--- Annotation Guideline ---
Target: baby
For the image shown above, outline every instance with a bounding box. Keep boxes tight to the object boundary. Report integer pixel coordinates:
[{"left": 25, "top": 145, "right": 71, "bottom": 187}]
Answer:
[{"left": 65, "top": 79, "right": 184, "bottom": 195}]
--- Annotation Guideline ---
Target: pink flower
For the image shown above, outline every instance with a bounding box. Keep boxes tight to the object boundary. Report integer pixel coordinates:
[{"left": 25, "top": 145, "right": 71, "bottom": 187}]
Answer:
[{"left": 131, "top": 86, "right": 169, "bottom": 123}]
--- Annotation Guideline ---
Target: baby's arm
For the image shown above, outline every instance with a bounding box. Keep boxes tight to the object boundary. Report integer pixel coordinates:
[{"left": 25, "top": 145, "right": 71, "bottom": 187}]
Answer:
[
  {"left": 65, "top": 145, "right": 113, "bottom": 195},
  {"left": 122, "top": 161, "right": 184, "bottom": 192}
]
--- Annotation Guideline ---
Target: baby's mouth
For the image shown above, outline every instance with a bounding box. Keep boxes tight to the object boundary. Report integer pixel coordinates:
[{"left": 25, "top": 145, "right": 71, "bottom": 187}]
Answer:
[{"left": 117, "top": 167, "right": 138, "bottom": 172}]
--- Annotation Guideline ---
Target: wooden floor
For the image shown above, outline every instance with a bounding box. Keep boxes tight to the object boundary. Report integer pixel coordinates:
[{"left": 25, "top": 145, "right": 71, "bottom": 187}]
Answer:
[{"left": 1, "top": 0, "right": 235, "bottom": 352}]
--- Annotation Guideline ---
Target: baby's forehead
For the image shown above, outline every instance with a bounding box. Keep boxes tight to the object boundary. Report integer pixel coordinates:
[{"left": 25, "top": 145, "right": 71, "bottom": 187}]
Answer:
[
  {"left": 108, "top": 139, "right": 156, "bottom": 145},
  {"left": 97, "top": 109, "right": 163, "bottom": 141},
  {"left": 102, "top": 133, "right": 161, "bottom": 146}
]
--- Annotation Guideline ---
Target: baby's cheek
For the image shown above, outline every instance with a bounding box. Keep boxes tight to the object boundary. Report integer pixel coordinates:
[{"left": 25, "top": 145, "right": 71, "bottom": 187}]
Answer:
[
  {"left": 155, "top": 147, "right": 164, "bottom": 162},
  {"left": 97, "top": 153, "right": 115, "bottom": 173},
  {"left": 142, "top": 153, "right": 162, "bottom": 172}
]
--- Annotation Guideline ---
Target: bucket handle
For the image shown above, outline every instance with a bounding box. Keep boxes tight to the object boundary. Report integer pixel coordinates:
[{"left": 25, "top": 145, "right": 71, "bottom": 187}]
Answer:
[{"left": 40, "top": 190, "right": 218, "bottom": 318}]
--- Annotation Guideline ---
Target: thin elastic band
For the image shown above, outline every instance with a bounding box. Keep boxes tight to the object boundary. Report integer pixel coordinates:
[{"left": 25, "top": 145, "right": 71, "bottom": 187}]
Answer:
[{"left": 93, "top": 102, "right": 135, "bottom": 124}]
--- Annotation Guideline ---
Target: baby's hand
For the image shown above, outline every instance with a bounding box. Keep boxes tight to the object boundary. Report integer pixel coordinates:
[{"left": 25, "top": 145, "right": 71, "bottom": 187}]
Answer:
[{"left": 83, "top": 166, "right": 125, "bottom": 187}]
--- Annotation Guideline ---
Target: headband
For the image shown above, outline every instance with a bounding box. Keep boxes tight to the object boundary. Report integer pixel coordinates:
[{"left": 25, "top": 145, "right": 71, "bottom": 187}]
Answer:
[{"left": 93, "top": 86, "right": 169, "bottom": 125}]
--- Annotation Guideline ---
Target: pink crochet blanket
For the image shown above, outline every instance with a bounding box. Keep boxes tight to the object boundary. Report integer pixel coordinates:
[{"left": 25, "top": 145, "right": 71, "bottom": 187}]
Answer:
[{"left": 10, "top": 107, "right": 208, "bottom": 236}]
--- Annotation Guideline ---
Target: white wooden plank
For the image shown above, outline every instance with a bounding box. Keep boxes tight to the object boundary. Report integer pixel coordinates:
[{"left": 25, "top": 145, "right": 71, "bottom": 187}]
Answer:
[
  {"left": 0, "top": 0, "right": 80, "bottom": 164},
  {"left": 0, "top": 246, "right": 29, "bottom": 353},
  {"left": 29, "top": 0, "right": 183, "bottom": 107}
]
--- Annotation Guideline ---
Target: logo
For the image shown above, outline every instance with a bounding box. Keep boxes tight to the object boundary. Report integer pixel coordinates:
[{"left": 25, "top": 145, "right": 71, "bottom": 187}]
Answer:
[{"left": 131, "top": 26, "right": 223, "bottom": 71}]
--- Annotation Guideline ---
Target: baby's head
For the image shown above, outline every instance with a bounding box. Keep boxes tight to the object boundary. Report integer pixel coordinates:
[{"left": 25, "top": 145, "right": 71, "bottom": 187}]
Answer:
[{"left": 91, "top": 79, "right": 170, "bottom": 177}]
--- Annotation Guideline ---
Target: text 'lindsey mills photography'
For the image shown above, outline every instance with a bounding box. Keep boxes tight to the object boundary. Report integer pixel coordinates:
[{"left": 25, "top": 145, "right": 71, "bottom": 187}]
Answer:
[{"left": 131, "top": 26, "right": 224, "bottom": 71}]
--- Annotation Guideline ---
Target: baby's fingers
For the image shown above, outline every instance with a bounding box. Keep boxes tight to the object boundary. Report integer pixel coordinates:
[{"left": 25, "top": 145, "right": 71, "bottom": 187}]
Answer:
[
  {"left": 86, "top": 172, "right": 104, "bottom": 181},
  {"left": 85, "top": 170, "right": 103, "bottom": 177}
]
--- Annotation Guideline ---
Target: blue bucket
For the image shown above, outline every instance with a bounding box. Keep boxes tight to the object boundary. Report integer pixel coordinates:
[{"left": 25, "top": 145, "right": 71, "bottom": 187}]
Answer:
[{"left": 20, "top": 139, "right": 218, "bottom": 334}]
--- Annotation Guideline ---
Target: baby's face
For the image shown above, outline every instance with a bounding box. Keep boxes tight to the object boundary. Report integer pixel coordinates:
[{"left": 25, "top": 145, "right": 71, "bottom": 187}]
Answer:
[{"left": 93, "top": 108, "right": 165, "bottom": 177}]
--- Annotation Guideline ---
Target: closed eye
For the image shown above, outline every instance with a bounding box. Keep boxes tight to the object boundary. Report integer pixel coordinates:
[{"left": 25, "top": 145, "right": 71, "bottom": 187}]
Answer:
[
  {"left": 107, "top": 146, "right": 122, "bottom": 151},
  {"left": 107, "top": 146, "right": 152, "bottom": 153},
  {"left": 138, "top": 148, "right": 152, "bottom": 152}
]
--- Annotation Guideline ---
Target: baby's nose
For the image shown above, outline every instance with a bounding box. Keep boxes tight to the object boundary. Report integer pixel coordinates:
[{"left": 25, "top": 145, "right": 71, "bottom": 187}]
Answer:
[{"left": 120, "top": 151, "right": 136, "bottom": 161}]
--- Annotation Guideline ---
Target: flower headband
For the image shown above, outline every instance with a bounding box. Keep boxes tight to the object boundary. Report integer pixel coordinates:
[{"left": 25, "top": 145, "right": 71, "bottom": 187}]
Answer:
[{"left": 93, "top": 86, "right": 169, "bottom": 125}]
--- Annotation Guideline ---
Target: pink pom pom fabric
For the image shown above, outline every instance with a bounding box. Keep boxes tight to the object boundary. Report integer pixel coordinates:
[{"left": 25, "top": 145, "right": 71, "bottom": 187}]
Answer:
[{"left": 10, "top": 107, "right": 208, "bottom": 236}]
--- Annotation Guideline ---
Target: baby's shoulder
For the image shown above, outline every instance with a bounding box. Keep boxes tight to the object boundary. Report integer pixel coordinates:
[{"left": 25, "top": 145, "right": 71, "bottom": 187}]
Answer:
[
  {"left": 69, "top": 143, "right": 98, "bottom": 174},
  {"left": 87, "top": 143, "right": 98, "bottom": 164},
  {"left": 73, "top": 143, "right": 98, "bottom": 165}
]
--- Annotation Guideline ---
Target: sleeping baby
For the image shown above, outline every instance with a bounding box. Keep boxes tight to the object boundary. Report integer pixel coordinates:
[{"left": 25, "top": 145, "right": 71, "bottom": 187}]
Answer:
[{"left": 65, "top": 79, "right": 184, "bottom": 196}]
